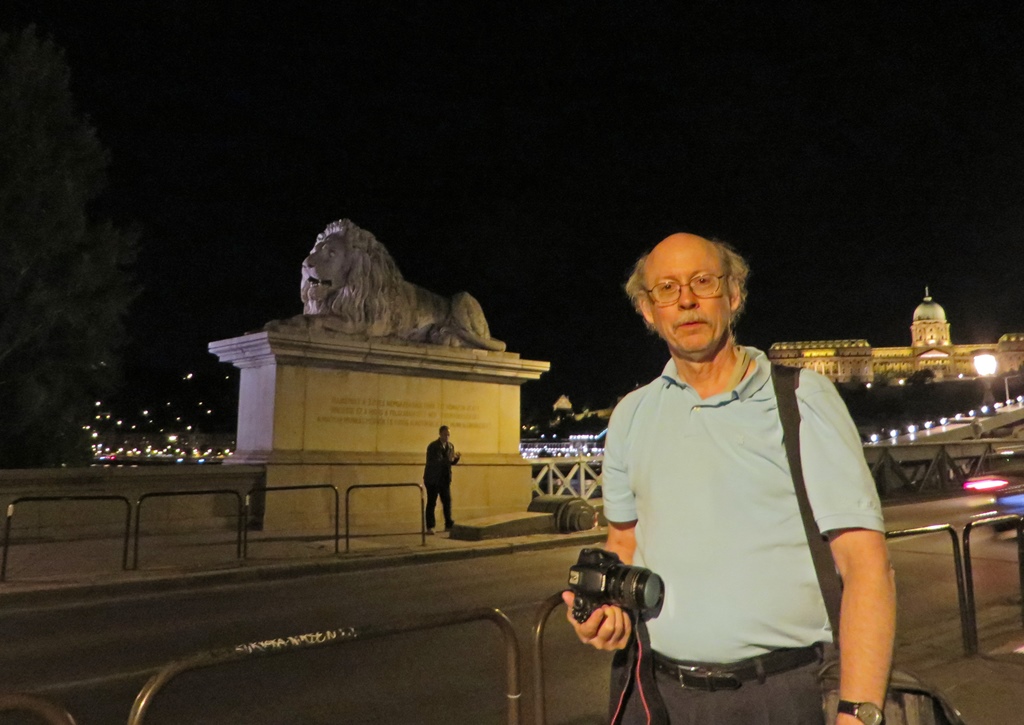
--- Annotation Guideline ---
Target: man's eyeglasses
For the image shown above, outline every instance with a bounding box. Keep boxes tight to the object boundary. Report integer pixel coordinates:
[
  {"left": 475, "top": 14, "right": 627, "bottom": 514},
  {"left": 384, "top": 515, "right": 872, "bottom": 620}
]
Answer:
[{"left": 645, "top": 273, "right": 727, "bottom": 306}]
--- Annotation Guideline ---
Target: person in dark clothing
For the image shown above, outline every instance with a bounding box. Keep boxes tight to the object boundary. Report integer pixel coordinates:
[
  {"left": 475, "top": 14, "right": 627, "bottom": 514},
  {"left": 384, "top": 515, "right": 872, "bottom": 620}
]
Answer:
[{"left": 423, "top": 425, "right": 460, "bottom": 533}]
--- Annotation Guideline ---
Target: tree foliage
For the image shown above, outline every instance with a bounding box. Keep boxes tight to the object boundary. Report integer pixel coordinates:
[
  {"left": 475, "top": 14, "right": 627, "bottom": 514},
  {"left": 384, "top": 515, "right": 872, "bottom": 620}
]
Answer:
[{"left": 0, "top": 26, "right": 137, "bottom": 467}]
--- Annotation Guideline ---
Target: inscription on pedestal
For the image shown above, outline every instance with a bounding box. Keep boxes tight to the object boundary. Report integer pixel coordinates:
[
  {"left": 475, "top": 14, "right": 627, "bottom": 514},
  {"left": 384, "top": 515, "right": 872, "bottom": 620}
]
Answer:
[{"left": 317, "top": 396, "right": 486, "bottom": 430}]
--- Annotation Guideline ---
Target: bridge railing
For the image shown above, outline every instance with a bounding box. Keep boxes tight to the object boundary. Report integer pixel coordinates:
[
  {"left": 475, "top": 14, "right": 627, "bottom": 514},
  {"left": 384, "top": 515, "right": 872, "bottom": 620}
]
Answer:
[
  {"left": 530, "top": 441, "right": 1008, "bottom": 501},
  {"left": 864, "top": 442, "right": 998, "bottom": 496},
  {"left": 530, "top": 457, "right": 602, "bottom": 501}
]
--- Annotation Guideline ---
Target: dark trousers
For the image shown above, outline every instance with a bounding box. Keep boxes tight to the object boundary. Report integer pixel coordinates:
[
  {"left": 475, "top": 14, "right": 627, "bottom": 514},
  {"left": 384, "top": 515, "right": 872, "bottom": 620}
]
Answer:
[
  {"left": 611, "top": 650, "right": 825, "bottom": 725},
  {"left": 425, "top": 481, "right": 453, "bottom": 529}
]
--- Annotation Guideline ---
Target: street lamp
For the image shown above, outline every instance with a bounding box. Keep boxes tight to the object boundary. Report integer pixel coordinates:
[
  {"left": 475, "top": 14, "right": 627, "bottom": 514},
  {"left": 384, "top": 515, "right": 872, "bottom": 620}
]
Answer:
[
  {"left": 1004, "top": 373, "right": 1023, "bottom": 404},
  {"left": 973, "top": 353, "right": 997, "bottom": 414}
]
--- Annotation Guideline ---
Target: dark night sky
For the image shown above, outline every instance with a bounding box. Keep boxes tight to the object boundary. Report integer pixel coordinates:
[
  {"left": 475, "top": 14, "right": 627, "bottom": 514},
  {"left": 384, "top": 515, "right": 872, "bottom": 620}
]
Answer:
[{"left": 4, "top": 2, "right": 1024, "bottom": 412}]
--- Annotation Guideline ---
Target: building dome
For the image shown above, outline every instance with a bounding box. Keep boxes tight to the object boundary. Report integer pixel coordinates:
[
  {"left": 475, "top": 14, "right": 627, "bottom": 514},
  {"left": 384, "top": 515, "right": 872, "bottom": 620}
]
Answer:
[{"left": 913, "top": 288, "right": 947, "bottom": 322}]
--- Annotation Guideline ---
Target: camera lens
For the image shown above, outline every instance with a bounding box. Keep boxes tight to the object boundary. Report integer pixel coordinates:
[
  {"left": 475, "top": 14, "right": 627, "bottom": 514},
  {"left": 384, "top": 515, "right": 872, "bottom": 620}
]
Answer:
[
  {"left": 636, "top": 569, "right": 663, "bottom": 611},
  {"left": 610, "top": 564, "right": 664, "bottom": 612}
]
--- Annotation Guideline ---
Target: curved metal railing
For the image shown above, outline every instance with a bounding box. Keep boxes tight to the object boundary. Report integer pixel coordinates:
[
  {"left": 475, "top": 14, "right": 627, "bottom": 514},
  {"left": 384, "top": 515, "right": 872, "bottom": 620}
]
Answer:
[
  {"left": 243, "top": 484, "right": 340, "bottom": 557},
  {"left": 133, "top": 489, "right": 244, "bottom": 569},
  {"left": 344, "top": 483, "right": 425, "bottom": 553},
  {"left": 961, "top": 513, "right": 1024, "bottom": 654},
  {"left": 127, "top": 607, "right": 521, "bottom": 725},
  {"left": 885, "top": 523, "right": 970, "bottom": 653},
  {"left": 0, "top": 692, "right": 78, "bottom": 725},
  {"left": 1, "top": 495, "right": 131, "bottom": 581}
]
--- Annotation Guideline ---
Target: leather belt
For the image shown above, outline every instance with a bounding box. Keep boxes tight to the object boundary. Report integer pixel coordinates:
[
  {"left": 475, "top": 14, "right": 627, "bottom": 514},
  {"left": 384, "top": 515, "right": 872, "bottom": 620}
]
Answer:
[{"left": 652, "top": 643, "right": 823, "bottom": 691}]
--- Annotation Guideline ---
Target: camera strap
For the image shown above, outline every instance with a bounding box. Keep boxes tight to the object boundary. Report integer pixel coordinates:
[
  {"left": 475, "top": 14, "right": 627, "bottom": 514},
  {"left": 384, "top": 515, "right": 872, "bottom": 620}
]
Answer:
[{"left": 610, "top": 614, "right": 669, "bottom": 725}]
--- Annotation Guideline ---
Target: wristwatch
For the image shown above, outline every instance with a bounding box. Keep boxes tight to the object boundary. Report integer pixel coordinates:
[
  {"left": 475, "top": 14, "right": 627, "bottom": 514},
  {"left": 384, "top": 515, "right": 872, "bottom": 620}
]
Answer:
[{"left": 837, "top": 700, "right": 884, "bottom": 725}]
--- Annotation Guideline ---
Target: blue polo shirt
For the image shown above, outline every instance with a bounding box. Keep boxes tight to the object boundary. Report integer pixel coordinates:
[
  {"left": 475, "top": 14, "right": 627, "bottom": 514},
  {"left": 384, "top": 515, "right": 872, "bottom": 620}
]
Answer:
[{"left": 602, "top": 347, "right": 883, "bottom": 662}]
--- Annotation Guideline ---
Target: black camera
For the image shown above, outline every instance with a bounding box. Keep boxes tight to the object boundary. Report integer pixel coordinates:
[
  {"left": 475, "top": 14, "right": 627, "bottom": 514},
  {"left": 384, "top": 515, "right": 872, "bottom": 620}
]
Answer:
[{"left": 567, "top": 548, "right": 664, "bottom": 624}]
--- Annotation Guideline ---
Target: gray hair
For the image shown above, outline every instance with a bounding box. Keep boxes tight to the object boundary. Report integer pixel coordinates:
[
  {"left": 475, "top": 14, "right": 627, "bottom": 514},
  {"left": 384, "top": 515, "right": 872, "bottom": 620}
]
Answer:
[{"left": 624, "top": 237, "right": 751, "bottom": 328}]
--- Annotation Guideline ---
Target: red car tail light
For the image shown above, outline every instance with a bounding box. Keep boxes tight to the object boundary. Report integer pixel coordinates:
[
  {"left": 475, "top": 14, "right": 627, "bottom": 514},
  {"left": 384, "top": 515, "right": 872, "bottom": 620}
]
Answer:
[{"left": 964, "top": 477, "right": 1010, "bottom": 491}]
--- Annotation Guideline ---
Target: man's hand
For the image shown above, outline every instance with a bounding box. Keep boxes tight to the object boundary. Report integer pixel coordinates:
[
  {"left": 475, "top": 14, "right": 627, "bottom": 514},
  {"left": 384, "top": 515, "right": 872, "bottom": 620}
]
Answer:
[{"left": 561, "top": 591, "right": 632, "bottom": 650}]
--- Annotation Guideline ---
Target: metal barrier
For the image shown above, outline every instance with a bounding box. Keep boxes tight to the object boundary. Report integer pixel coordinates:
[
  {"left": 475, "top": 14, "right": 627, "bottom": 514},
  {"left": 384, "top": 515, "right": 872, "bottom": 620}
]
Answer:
[
  {"left": 961, "top": 513, "right": 1024, "bottom": 654},
  {"left": 344, "top": 483, "right": 425, "bottom": 553},
  {"left": 532, "top": 591, "right": 566, "bottom": 725},
  {"left": 0, "top": 692, "right": 78, "bottom": 725},
  {"left": 242, "top": 484, "right": 340, "bottom": 558},
  {"left": 1, "top": 495, "right": 132, "bottom": 582},
  {"left": 531, "top": 458, "right": 602, "bottom": 501},
  {"left": 885, "top": 524, "right": 971, "bottom": 654},
  {"left": 127, "top": 607, "right": 522, "bottom": 725},
  {"left": 133, "top": 489, "right": 244, "bottom": 570}
]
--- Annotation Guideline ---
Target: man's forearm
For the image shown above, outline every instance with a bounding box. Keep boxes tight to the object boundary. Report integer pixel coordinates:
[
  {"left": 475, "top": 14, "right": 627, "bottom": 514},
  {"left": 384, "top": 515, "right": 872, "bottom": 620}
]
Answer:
[
  {"left": 837, "top": 557, "right": 896, "bottom": 707},
  {"left": 604, "top": 520, "right": 637, "bottom": 565}
]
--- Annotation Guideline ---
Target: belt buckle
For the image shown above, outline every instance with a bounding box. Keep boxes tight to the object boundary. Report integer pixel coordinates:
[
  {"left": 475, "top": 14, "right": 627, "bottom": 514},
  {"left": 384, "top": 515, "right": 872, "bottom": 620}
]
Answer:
[{"left": 677, "top": 664, "right": 742, "bottom": 692}]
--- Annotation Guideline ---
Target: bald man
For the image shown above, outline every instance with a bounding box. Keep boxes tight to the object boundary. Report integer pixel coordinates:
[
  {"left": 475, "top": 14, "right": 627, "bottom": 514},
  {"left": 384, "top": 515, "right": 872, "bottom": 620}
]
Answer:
[{"left": 563, "top": 234, "right": 895, "bottom": 725}]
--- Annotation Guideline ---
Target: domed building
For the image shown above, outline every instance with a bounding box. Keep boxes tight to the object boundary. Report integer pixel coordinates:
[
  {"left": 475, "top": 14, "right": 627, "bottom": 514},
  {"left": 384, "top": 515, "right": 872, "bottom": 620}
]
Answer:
[
  {"left": 911, "top": 288, "right": 950, "bottom": 347},
  {"left": 768, "top": 290, "right": 1024, "bottom": 384}
]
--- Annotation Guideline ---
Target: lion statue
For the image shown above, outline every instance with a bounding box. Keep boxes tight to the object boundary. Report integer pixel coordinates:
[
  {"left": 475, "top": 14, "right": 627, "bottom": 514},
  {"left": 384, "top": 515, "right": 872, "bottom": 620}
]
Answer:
[{"left": 296, "top": 219, "right": 506, "bottom": 352}]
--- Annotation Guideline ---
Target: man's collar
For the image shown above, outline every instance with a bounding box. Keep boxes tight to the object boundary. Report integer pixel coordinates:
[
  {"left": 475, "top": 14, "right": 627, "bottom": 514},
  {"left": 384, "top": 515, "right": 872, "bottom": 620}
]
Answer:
[{"left": 660, "top": 346, "right": 772, "bottom": 402}]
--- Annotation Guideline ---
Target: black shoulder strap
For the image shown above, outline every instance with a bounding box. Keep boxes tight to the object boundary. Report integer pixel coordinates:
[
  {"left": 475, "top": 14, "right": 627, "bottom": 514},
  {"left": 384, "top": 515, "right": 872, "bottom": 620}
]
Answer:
[{"left": 771, "top": 364, "right": 843, "bottom": 643}]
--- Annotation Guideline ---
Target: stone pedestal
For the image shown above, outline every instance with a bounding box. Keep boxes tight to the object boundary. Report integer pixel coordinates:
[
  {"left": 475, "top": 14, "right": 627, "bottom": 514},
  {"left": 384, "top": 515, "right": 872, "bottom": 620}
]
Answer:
[{"left": 208, "top": 324, "right": 549, "bottom": 532}]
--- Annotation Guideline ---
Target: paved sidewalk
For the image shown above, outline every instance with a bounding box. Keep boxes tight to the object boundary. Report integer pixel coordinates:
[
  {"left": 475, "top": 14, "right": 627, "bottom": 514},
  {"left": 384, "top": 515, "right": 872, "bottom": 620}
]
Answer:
[
  {"left": 2, "top": 526, "right": 1024, "bottom": 723},
  {"left": 0, "top": 526, "right": 606, "bottom": 605}
]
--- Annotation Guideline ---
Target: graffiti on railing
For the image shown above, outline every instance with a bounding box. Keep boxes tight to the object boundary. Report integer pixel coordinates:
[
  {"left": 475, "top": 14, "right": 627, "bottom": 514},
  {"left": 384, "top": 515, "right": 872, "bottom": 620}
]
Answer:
[{"left": 235, "top": 627, "right": 358, "bottom": 655}]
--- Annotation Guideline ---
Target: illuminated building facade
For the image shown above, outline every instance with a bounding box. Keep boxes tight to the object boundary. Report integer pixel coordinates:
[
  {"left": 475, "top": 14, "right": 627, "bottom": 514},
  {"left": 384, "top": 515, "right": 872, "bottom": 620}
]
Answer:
[{"left": 768, "top": 290, "right": 1024, "bottom": 383}]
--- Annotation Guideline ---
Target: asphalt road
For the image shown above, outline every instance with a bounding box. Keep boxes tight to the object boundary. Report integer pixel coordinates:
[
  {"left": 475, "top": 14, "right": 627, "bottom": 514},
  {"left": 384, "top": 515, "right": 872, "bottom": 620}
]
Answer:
[{"left": 2, "top": 494, "right": 1021, "bottom": 725}]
